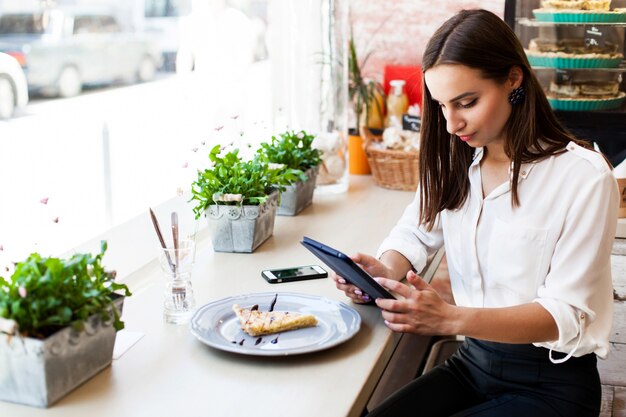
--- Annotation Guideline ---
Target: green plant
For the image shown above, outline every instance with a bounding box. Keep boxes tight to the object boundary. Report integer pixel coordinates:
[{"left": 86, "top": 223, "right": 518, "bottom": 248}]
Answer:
[
  {"left": 191, "top": 145, "right": 304, "bottom": 218},
  {"left": 0, "top": 241, "right": 131, "bottom": 339},
  {"left": 348, "top": 30, "right": 385, "bottom": 133},
  {"left": 258, "top": 130, "right": 322, "bottom": 171}
]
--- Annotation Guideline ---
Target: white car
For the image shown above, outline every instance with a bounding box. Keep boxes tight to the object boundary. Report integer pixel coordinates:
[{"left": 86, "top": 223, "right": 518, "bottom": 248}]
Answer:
[
  {"left": 0, "top": 51, "right": 28, "bottom": 120},
  {"left": 0, "top": 10, "right": 161, "bottom": 98}
]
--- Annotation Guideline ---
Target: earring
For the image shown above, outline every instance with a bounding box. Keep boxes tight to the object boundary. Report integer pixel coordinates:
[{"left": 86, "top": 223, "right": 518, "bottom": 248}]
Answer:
[{"left": 508, "top": 86, "right": 525, "bottom": 105}]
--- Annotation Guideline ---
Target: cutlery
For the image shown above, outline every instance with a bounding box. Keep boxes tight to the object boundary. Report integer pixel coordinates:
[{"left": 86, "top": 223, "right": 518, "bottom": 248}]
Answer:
[
  {"left": 172, "top": 285, "right": 186, "bottom": 310},
  {"left": 149, "top": 208, "right": 175, "bottom": 272},
  {"left": 171, "top": 212, "right": 179, "bottom": 273}
]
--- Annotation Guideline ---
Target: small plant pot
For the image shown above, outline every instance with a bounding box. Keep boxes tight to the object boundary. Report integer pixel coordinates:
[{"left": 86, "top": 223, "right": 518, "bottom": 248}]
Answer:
[
  {"left": 0, "top": 296, "right": 125, "bottom": 408},
  {"left": 206, "top": 191, "right": 278, "bottom": 253},
  {"left": 277, "top": 166, "right": 319, "bottom": 216}
]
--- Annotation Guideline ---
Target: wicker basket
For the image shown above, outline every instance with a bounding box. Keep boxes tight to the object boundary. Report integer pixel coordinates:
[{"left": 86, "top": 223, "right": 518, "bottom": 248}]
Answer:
[{"left": 361, "top": 128, "right": 419, "bottom": 191}]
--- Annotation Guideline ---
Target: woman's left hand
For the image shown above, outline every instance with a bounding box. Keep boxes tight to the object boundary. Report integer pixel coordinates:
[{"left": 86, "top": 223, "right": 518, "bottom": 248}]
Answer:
[{"left": 375, "top": 271, "right": 456, "bottom": 335}]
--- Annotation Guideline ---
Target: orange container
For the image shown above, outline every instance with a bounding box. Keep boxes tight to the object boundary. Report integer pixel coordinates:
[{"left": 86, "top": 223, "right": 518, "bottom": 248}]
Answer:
[{"left": 348, "top": 134, "right": 371, "bottom": 175}]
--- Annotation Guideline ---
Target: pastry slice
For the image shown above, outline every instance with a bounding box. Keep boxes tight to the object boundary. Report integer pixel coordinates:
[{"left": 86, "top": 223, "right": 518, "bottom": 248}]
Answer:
[
  {"left": 541, "top": 0, "right": 585, "bottom": 10},
  {"left": 232, "top": 304, "right": 318, "bottom": 336}
]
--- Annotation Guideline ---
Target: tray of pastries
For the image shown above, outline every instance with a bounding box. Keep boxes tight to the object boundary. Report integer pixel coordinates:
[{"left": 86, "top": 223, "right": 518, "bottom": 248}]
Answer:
[
  {"left": 546, "top": 79, "right": 626, "bottom": 110},
  {"left": 534, "top": 0, "right": 626, "bottom": 23},
  {"left": 526, "top": 38, "right": 624, "bottom": 68}
]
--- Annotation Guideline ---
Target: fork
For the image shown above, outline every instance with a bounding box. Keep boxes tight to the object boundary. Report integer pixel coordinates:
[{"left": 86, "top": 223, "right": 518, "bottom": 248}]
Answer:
[{"left": 171, "top": 286, "right": 187, "bottom": 310}]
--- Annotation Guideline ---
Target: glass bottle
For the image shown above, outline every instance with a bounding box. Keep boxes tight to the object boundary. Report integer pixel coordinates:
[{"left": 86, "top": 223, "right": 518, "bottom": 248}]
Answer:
[{"left": 385, "top": 80, "right": 409, "bottom": 128}]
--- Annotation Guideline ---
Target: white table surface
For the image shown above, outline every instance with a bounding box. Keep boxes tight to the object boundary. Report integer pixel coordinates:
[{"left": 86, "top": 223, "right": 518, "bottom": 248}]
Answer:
[{"left": 0, "top": 176, "right": 417, "bottom": 417}]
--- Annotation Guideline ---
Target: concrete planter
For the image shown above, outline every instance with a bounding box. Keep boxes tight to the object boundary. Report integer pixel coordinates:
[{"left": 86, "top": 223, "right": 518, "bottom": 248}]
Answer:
[
  {"left": 277, "top": 166, "right": 319, "bottom": 216},
  {"left": 0, "top": 296, "right": 124, "bottom": 408},
  {"left": 206, "top": 191, "right": 278, "bottom": 253}
]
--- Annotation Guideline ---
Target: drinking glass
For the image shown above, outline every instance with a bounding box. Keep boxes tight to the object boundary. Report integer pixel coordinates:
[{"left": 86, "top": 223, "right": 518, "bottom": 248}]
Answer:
[{"left": 158, "top": 238, "right": 196, "bottom": 324}]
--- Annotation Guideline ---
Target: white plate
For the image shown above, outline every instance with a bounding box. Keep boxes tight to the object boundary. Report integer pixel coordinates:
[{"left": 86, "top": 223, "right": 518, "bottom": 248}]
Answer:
[{"left": 190, "top": 292, "right": 361, "bottom": 356}]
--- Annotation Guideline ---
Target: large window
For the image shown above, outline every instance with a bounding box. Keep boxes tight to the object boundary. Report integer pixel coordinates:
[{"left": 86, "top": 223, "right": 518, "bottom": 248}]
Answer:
[
  {"left": 0, "top": 0, "right": 350, "bottom": 279},
  {"left": 0, "top": 0, "right": 293, "bottom": 275}
]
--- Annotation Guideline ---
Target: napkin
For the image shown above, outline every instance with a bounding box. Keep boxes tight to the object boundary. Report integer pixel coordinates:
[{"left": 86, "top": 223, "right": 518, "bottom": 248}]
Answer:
[{"left": 113, "top": 330, "right": 144, "bottom": 360}]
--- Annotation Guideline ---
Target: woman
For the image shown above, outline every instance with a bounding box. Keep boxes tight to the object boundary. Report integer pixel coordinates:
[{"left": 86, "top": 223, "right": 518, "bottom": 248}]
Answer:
[{"left": 333, "top": 9, "right": 619, "bottom": 417}]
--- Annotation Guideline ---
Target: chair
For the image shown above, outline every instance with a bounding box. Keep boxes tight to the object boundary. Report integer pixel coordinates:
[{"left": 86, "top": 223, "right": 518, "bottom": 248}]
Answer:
[{"left": 421, "top": 337, "right": 464, "bottom": 375}]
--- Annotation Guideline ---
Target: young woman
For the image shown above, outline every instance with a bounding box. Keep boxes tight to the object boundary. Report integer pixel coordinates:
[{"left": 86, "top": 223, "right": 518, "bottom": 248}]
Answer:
[{"left": 333, "top": 9, "right": 619, "bottom": 417}]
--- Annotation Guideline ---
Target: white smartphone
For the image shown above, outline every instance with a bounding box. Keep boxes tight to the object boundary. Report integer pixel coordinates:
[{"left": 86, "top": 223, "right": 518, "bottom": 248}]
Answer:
[{"left": 261, "top": 265, "right": 328, "bottom": 284}]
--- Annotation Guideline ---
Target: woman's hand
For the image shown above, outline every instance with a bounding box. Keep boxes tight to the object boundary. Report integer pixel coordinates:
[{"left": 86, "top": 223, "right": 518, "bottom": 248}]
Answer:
[
  {"left": 375, "top": 271, "right": 456, "bottom": 335},
  {"left": 330, "top": 253, "right": 393, "bottom": 304}
]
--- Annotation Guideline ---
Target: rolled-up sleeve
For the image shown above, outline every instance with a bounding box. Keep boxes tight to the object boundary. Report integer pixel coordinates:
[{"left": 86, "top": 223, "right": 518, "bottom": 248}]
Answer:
[
  {"left": 376, "top": 189, "right": 445, "bottom": 274},
  {"left": 533, "top": 169, "right": 618, "bottom": 358}
]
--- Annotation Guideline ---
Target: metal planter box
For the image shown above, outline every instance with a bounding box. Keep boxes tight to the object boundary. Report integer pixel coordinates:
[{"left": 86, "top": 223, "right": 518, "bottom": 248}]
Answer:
[
  {"left": 206, "top": 191, "right": 278, "bottom": 253},
  {"left": 277, "top": 166, "right": 319, "bottom": 216},
  {"left": 0, "top": 296, "right": 124, "bottom": 408}
]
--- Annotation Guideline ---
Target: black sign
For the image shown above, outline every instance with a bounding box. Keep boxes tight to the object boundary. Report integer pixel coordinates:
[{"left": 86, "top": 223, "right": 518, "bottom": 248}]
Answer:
[
  {"left": 555, "top": 69, "right": 572, "bottom": 84},
  {"left": 584, "top": 25, "right": 606, "bottom": 49},
  {"left": 402, "top": 114, "right": 421, "bottom": 132}
]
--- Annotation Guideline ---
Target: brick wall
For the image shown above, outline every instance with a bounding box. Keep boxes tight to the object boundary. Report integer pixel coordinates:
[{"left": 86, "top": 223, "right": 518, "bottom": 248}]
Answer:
[{"left": 350, "top": 0, "right": 506, "bottom": 82}]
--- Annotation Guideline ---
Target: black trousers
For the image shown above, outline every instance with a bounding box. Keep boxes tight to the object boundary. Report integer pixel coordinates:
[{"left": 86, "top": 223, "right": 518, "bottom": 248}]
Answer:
[{"left": 367, "top": 338, "right": 601, "bottom": 417}]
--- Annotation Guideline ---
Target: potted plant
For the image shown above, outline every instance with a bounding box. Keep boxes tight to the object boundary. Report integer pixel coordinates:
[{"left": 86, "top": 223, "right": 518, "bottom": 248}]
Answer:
[
  {"left": 191, "top": 145, "right": 302, "bottom": 252},
  {"left": 0, "top": 241, "right": 131, "bottom": 408},
  {"left": 348, "top": 32, "right": 385, "bottom": 175},
  {"left": 258, "top": 130, "right": 322, "bottom": 216}
]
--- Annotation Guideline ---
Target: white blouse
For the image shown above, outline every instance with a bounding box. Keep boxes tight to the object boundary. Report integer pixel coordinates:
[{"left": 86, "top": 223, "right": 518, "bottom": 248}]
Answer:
[{"left": 377, "top": 142, "right": 619, "bottom": 360}]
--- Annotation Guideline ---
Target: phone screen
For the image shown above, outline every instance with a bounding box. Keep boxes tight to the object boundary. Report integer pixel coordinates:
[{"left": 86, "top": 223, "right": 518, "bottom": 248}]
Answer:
[
  {"left": 262, "top": 265, "right": 328, "bottom": 283},
  {"left": 273, "top": 266, "right": 320, "bottom": 279}
]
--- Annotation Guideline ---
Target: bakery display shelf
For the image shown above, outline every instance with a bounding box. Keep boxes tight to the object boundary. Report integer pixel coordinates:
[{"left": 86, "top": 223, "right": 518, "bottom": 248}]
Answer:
[
  {"left": 527, "top": 54, "right": 623, "bottom": 68},
  {"left": 532, "top": 10, "right": 626, "bottom": 23},
  {"left": 518, "top": 17, "right": 626, "bottom": 26},
  {"left": 531, "top": 63, "right": 626, "bottom": 71},
  {"left": 547, "top": 92, "right": 626, "bottom": 111}
]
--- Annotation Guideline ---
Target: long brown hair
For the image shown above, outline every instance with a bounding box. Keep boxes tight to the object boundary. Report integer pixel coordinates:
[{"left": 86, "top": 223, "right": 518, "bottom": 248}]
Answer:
[{"left": 419, "top": 9, "right": 590, "bottom": 229}]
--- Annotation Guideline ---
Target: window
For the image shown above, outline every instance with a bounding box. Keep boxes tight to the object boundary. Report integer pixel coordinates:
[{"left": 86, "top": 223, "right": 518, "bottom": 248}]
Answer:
[
  {"left": 145, "top": 0, "right": 191, "bottom": 18},
  {"left": 0, "top": 0, "right": 334, "bottom": 277},
  {"left": 72, "top": 15, "right": 121, "bottom": 34},
  {"left": 0, "top": 13, "right": 46, "bottom": 34}
]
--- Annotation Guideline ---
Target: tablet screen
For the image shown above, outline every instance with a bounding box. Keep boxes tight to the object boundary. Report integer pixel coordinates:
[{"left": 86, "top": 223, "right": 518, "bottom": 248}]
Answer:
[{"left": 300, "top": 236, "right": 395, "bottom": 300}]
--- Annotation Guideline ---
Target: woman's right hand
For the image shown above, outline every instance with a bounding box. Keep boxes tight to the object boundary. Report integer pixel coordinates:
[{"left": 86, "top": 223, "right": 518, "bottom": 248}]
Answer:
[{"left": 330, "top": 253, "right": 393, "bottom": 304}]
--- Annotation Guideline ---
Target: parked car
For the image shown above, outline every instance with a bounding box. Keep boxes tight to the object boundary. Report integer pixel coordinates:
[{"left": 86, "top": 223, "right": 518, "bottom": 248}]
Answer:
[
  {"left": 0, "top": 51, "right": 28, "bottom": 119},
  {"left": 0, "top": 9, "right": 162, "bottom": 98}
]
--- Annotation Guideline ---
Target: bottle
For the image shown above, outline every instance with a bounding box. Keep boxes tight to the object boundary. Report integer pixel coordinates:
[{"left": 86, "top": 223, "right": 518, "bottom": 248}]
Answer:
[
  {"left": 358, "top": 87, "right": 385, "bottom": 130},
  {"left": 385, "top": 80, "right": 409, "bottom": 128}
]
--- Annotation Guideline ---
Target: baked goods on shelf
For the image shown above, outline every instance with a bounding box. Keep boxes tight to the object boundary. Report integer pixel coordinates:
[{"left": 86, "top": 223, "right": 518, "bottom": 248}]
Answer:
[
  {"left": 547, "top": 80, "right": 620, "bottom": 99},
  {"left": 546, "top": 91, "right": 625, "bottom": 110},
  {"left": 545, "top": 78, "right": 625, "bottom": 110},
  {"left": 541, "top": 0, "right": 611, "bottom": 10},
  {"left": 528, "top": 38, "right": 621, "bottom": 57},
  {"left": 232, "top": 304, "right": 318, "bottom": 336},
  {"left": 521, "top": 1, "right": 626, "bottom": 112},
  {"left": 533, "top": 8, "right": 626, "bottom": 23},
  {"left": 526, "top": 38, "right": 624, "bottom": 67}
]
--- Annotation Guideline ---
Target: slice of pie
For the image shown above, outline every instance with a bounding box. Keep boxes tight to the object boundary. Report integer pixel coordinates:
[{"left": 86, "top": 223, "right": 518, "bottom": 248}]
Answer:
[{"left": 232, "top": 304, "right": 318, "bottom": 336}]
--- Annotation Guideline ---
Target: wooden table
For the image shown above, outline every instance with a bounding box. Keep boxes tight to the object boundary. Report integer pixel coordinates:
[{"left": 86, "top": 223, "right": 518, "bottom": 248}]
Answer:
[{"left": 0, "top": 176, "right": 422, "bottom": 417}]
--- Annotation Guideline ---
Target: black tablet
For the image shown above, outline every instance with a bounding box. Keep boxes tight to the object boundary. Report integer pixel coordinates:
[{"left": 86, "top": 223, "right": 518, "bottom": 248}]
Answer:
[{"left": 300, "top": 236, "right": 395, "bottom": 300}]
